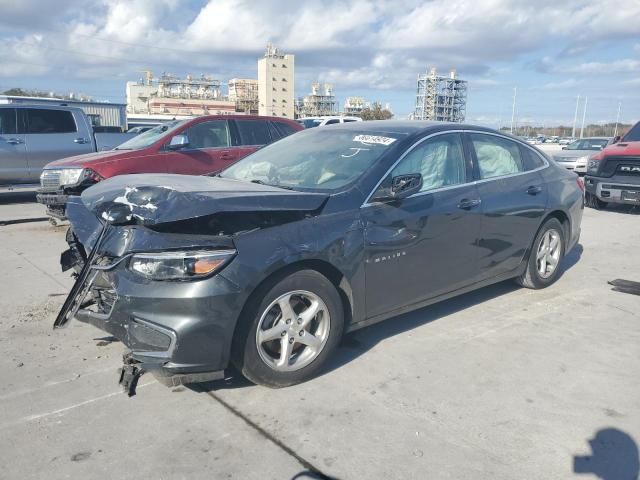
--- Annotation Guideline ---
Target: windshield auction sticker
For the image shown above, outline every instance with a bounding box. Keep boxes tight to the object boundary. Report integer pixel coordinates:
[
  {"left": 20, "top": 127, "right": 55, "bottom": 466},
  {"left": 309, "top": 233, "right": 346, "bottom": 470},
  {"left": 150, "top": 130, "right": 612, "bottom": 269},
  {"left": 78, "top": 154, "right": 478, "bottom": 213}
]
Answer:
[{"left": 353, "top": 135, "right": 397, "bottom": 146}]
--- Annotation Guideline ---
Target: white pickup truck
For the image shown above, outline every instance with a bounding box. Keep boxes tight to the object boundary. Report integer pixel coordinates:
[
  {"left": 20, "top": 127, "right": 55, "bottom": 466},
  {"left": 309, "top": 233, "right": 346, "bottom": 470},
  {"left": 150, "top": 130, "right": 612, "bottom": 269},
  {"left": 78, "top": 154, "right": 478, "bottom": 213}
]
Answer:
[{"left": 0, "top": 104, "right": 133, "bottom": 192}]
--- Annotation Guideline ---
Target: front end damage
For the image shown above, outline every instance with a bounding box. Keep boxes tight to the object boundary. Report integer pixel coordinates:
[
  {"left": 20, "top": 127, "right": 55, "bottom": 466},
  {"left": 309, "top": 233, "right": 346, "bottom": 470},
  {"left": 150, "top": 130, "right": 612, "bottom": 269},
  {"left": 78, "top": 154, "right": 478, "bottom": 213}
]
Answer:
[{"left": 54, "top": 174, "right": 328, "bottom": 395}]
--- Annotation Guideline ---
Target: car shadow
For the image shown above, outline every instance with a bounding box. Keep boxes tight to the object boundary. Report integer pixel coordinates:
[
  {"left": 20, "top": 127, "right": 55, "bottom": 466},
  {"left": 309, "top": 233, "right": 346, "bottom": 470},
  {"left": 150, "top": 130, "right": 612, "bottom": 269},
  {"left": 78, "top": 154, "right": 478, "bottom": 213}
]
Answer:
[
  {"left": 197, "top": 244, "right": 583, "bottom": 392},
  {"left": 573, "top": 428, "right": 639, "bottom": 480},
  {"left": 598, "top": 204, "right": 640, "bottom": 215},
  {"left": 0, "top": 191, "right": 37, "bottom": 204}
]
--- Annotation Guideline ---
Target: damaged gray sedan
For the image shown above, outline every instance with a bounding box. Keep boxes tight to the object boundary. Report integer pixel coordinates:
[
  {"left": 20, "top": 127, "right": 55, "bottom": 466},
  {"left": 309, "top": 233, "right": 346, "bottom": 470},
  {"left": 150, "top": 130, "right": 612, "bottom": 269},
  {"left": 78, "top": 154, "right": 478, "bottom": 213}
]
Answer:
[{"left": 55, "top": 122, "right": 584, "bottom": 394}]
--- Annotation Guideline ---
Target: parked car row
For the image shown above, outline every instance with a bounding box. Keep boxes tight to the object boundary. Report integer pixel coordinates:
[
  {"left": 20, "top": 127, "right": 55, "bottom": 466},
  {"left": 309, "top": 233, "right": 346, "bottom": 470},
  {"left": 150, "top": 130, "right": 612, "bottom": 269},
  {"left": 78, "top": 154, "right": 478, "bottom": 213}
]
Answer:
[
  {"left": 52, "top": 121, "right": 586, "bottom": 395},
  {"left": 36, "top": 114, "right": 301, "bottom": 220}
]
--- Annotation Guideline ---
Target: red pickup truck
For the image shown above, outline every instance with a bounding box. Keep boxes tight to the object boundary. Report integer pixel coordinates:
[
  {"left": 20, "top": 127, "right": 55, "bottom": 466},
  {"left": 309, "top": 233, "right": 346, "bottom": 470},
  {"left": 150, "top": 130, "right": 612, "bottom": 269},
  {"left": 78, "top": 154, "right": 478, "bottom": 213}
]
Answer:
[
  {"left": 585, "top": 120, "right": 640, "bottom": 209},
  {"left": 37, "top": 115, "right": 301, "bottom": 220}
]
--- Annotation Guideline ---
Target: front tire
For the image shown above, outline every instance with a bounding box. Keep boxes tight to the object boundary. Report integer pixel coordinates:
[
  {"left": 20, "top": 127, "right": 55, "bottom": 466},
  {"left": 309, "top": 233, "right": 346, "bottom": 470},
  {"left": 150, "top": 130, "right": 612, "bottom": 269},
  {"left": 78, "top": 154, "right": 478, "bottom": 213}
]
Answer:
[
  {"left": 517, "top": 218, "right": 565, "bottom": 289},
  {"left": 232, "top": 269, "right": 344, "bottom": 388},
  {"left": 586, "top": 192, "right": 607, "bottom": 210}
]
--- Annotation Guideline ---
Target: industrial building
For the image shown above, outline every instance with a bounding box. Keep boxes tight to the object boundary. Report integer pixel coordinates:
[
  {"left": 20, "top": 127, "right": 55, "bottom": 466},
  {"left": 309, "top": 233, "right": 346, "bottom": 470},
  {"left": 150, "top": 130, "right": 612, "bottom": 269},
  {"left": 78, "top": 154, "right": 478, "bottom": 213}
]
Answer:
[
  {"left": 0, "top": 94, "right": 127, "bottom": 131},
  {"left": 296, "top": 83, "right": 337, "bottom": 117},
  {"left": 343, "top": 96, "right": 369, "bottom": 116},
  {"left": 228, "top": 78, "right": 258, "bottom": 114},
  {"left": 126, "top": 71, "right": 235, "bottom": 117},
  {"left": 258, "top": 44, "right": 295, "bottom": 118},
  {"left": 413, "top": 68, "right": 467, "bottom": 122}
]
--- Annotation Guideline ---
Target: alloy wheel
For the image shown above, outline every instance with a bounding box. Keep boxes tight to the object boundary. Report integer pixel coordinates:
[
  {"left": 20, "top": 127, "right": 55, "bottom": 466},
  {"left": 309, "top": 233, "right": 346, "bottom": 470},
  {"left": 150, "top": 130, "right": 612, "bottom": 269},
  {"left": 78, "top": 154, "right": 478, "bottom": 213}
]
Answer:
[
  {"left": 255, "top": 290, "right": 331, "bottom": 372},
  {"left": 536, "top": 229, "right": 562, "bottom": 279}
]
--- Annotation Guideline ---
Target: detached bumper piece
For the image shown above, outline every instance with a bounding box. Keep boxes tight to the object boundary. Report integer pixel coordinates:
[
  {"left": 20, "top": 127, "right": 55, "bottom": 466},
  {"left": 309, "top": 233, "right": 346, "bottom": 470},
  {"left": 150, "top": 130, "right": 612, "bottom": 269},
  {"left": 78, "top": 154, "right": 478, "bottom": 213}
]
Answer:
[
  {"left": 54, "top": 221, "right": 110, "bottom": 328},
  {"left": 119, "top": 355, "right": 146, "bottom": 397},
  {"left": 36, "top": 192, "right": 69, "bottom": 220}
]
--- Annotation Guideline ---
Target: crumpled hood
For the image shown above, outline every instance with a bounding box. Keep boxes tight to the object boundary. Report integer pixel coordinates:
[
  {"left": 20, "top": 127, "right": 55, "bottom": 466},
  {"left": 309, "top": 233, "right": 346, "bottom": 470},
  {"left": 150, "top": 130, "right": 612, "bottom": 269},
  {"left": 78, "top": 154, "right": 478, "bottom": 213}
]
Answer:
[
  {"left": 81, "top": 174, "right": 329, "bottom": 225},
  {"left": 46, "top": 149, "right": 136, "bottom": 168}
]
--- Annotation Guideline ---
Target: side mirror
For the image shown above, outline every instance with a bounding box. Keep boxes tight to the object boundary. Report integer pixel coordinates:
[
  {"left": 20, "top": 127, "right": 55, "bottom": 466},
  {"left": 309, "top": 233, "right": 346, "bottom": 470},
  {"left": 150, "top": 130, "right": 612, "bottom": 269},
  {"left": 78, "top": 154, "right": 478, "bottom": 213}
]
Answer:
[
  {"left": 168, "top": 134, "right": 189, "bottom": 150},
  {"left": 612, "top": 135, "right": 621, "bottom": 145},
  {"left": 372, "top": 173, "right": 423, "bottom": 202},
  {"left": 561, "top": 146, "right": 567, "bottom": 150}
]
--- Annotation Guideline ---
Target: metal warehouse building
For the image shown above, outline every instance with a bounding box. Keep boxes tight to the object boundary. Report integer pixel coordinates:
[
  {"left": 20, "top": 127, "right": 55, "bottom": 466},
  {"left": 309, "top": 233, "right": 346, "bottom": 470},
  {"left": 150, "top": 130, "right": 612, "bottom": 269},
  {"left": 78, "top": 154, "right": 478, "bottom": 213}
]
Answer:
[{"left": 0, "top": 95, "right": 127, "bottom": 131}]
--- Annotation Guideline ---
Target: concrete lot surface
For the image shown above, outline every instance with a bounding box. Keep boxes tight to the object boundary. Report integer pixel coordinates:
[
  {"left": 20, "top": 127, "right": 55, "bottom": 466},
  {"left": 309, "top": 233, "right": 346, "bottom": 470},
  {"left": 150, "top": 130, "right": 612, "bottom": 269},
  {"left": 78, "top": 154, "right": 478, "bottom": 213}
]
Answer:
[{"left": 0, "top": 196, "right": 638, "bottom": 480}]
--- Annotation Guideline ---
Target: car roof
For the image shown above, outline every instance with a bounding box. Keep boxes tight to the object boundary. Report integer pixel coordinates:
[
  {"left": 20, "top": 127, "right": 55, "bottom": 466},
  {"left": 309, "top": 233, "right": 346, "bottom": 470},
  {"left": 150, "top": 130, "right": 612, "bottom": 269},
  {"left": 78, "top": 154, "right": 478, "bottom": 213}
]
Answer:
[
  {"left": 325, "top": 120, "right": 501, "bottom": 134},
  {"left": 0, "top": 103, "right": 85, "bottom": 113}
]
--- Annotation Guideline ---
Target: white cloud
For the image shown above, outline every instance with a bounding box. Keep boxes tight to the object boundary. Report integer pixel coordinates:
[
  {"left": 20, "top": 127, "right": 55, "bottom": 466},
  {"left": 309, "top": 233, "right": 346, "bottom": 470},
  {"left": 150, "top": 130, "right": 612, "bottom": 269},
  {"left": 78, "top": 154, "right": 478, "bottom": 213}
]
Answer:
[
  {"left": 559, "top": 59, "right": 640, "bottom": 74},
  {"left": 535, "top": 79, "right": 582, "bottom": 90}
]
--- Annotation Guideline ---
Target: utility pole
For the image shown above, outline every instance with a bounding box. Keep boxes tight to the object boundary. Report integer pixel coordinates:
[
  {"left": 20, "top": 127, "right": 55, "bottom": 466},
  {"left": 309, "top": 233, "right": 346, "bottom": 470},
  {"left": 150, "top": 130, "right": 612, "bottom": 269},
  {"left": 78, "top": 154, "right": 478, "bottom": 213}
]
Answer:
[
  {"left": 510, "top": 87, "right": 517, "bottom": 134},
  {"left": 614, "top": 101, "right": 622, "bottom": 137},
  {"left": 571, "top": 95, "right": 580, "bottom": 138},
  {"left": 580, "top": 96, "right": 588, "bottom": 139}
]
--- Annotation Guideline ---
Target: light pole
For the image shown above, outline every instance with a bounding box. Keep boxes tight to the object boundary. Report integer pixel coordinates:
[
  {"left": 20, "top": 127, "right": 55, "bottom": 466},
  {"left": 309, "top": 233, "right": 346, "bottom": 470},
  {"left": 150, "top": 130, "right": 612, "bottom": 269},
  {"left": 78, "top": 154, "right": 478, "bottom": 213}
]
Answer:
[
  {"left": 571, "top": 95, "right": 580, "bottom": 138},
  {"left": 580, "top": 96, "right": 588, "bottom": 139},
  {"left": 614, "top": 101, "right": 622, "bottom": 137},
  {"left": 510, "top": 87, "right": 517, "bottom": 135}
]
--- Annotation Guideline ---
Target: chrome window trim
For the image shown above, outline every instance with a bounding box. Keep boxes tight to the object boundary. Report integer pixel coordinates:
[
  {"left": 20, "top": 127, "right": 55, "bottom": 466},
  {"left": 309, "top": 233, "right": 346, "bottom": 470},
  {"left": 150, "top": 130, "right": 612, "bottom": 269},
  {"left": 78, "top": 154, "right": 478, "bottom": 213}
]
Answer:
[{"left": 361, "top": 129, "right": 549, "bottom": 208}]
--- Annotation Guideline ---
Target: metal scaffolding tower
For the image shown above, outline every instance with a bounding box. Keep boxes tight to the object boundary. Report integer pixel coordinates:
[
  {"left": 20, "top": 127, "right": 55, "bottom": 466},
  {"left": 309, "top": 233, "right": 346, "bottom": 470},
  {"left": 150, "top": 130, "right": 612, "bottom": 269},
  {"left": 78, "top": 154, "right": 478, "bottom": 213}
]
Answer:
[{"left": 414, "top": 68, "right": 467, "bottom": 122}]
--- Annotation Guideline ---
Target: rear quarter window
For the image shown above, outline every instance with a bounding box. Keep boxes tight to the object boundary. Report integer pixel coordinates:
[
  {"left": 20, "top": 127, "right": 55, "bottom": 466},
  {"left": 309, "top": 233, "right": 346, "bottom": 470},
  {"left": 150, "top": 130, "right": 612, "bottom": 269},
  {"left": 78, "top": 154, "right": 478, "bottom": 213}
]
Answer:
[
  {"left": 519, "top": 145, "right": 546, "bottom": 171},
  {"left": 236, "top": 119, "right": 271, "bottom": 145},
  {"left": 273, "top": 121, "right": 297, "bottom": 138},
  {"left": 25, "top": 109, "right": 77, "bottom": 134}
]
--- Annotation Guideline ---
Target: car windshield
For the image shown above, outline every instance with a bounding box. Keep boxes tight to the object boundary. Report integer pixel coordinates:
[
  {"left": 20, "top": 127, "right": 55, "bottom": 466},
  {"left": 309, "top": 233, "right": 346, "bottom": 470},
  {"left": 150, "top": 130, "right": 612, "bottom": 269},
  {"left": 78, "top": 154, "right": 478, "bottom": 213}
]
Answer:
[
  {"left": 115, "top": 120, "right": 186, "bottom": 150},
  {"left": 298, "top": 119, "right": 322, "bottom": 128},
  {"left": 220, "top": 128, "right": 404, "bottom": 191},
  {"left": 565, "top": 138, "right": 609, "bottom": 150},
  {"left": 623, "top": 122, "right": 640, "bottom": 142}
]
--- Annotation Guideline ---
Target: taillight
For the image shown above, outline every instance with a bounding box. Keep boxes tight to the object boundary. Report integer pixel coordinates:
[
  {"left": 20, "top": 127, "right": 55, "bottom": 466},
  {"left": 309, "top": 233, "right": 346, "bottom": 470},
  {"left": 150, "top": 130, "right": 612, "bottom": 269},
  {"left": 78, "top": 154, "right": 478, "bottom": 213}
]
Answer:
[{"left": 576, "top": 176, "right": 585, "bottom": 193}]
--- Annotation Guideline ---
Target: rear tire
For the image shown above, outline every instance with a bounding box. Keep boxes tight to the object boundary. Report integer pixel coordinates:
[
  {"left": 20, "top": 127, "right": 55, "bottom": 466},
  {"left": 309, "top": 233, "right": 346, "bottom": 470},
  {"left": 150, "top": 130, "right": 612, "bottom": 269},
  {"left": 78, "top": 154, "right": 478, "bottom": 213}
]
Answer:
[
  {"left": 232, "top": 269, "right": 344, "bottom": 388},
  {"left": 517, "top": 218, "right": 565, "bottom": 289}
]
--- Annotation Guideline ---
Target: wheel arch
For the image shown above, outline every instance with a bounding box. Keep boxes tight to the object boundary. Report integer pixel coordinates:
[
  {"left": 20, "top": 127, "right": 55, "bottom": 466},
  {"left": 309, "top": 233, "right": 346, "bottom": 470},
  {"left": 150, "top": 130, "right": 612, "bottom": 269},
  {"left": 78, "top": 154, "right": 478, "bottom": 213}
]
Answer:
[
  {"left": 230, "top": 259, "right": 354, "bottom": 354},
  {"left": 544, "top": 209, "right": 571, "bottom": 247}
]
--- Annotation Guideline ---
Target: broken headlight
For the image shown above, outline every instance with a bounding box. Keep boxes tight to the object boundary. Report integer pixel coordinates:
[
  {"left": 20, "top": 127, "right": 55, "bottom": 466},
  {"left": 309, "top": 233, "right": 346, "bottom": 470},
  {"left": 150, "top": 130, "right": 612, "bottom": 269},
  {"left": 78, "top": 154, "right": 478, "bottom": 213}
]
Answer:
[{"left": 128, "top": 250, "right": 235, "bottom": 281}]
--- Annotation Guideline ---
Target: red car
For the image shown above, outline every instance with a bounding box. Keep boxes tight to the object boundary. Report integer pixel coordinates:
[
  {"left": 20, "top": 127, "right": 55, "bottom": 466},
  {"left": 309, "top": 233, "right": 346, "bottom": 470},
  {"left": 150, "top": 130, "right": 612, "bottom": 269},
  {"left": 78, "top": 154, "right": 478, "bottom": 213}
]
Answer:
[{"left": 37, "top": 115, "right": 302, "bottom": 220}]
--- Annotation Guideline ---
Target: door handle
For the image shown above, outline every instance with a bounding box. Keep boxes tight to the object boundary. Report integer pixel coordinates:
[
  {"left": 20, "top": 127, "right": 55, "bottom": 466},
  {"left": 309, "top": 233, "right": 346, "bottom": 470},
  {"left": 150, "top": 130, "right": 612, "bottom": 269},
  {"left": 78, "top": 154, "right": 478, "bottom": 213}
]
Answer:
[
  {"left": 220, "top": 150, "right": 233, "bottom": 159},
  {"left": 526, "top": 185, "right": 543, "bottom": 195},
  {"left": 6, "top": 138, "right": 23, "bottom": 145},
  {"left": 457, "top": 198, "right": 482, "bottom": 210},
  {"left": 74, "top": 137, "right": 89, "bottom": 144}
]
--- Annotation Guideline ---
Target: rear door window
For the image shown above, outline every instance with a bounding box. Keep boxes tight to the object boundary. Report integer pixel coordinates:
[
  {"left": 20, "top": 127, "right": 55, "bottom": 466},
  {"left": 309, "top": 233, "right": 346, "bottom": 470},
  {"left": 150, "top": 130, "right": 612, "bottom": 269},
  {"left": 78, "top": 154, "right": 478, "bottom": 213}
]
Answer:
[
  {"left": 470, "top": 133, "right": 524, "bottom": 179},
  {"left": 236, "top": 119, "right": 271, "bottom": 145},
  {"left": 25, "top": 109, "right": 77, "bottom": 134},
  {"left": 0, "top": 109, "right": 17, "bottom": 134},
  {"left": 185, "top": 120, "right": 230, "bottom": 149}
]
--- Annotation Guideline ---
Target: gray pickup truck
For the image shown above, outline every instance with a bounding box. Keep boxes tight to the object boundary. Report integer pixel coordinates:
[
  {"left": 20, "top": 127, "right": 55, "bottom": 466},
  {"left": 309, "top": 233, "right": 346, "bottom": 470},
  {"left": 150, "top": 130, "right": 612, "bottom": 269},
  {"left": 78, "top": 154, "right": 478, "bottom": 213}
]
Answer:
[{"left": 0, "top": 104, "right": 133, "bottom": 192}]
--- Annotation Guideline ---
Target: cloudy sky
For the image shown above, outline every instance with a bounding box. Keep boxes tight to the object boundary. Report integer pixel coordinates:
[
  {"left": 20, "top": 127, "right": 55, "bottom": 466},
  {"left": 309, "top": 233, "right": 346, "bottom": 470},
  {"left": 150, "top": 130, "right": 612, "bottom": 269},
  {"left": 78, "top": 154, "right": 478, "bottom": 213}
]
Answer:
[{"left": 0, "top": 0, "right": 638, "bottom": 127}]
